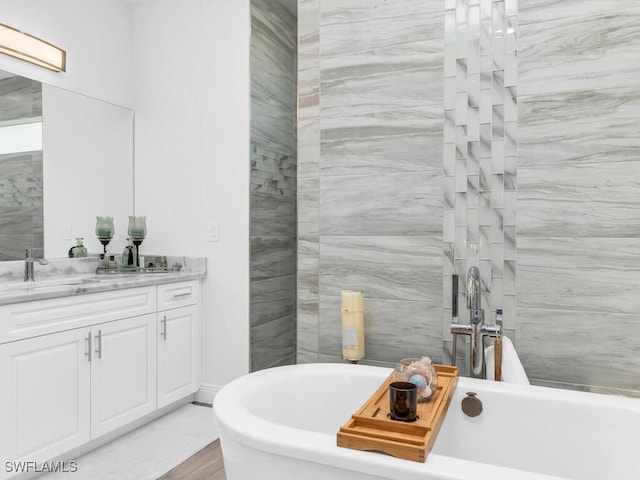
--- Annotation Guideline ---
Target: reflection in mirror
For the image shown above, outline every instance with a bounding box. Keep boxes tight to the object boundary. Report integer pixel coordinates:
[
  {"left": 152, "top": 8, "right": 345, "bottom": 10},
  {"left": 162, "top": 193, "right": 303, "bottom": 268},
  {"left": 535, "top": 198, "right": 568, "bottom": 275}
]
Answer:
[
  {"left": 0, "top": 69, "right": 134, "bottom": 260},
  {"left": 0, "top": 71, "right": 43, "bottom": 261}
]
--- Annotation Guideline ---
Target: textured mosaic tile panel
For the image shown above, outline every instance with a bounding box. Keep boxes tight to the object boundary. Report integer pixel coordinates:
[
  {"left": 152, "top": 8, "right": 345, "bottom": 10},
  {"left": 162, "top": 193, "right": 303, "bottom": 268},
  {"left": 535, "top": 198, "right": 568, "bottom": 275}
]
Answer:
[{"left": 444, "top": 0, "right": 517, "bottom": 336}]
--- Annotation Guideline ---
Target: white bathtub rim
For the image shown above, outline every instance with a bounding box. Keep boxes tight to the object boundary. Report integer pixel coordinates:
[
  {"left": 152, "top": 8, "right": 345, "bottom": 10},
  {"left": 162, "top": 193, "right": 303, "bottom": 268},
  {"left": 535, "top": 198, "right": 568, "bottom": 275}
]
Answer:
[{"left": 214, "top": 363, "right": 586, "bottom": 480}]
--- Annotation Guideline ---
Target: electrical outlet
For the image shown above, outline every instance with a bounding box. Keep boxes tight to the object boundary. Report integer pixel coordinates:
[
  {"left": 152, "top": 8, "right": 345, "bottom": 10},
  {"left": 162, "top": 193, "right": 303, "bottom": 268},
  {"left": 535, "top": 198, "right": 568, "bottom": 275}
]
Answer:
[
  {"left": 207, "top": 222, "right": 219, "bottom": 242},
  {"left": 63, "top": 224, "right": 72, "bottom": 240}
]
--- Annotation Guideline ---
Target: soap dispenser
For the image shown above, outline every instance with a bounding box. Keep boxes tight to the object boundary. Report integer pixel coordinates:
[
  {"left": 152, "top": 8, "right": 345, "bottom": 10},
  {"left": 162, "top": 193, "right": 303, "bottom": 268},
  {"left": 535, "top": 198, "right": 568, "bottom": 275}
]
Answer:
[
  {"left": 122, "top": 237, "right": 137, "bottom": 269},
  {"left": 68, "top": 237, "right": 88, "bottom": 258}
]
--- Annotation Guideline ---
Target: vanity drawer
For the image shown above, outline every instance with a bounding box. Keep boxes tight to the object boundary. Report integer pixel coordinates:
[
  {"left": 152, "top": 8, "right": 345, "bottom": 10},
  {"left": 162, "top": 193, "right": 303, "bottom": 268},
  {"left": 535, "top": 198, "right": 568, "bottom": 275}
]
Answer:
[
  {"left": 0, "top": 286, "right": 156, "bottom": 344},
  {"left": 157, "top": 280, "right": 200, "bottom": 311}
]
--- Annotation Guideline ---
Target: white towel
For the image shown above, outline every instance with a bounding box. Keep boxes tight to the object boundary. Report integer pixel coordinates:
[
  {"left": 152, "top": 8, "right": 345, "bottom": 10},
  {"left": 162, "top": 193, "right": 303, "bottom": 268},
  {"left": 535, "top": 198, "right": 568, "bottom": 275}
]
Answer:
[{"left": 484, "top": 336, "right": 530, "bottom": 385}]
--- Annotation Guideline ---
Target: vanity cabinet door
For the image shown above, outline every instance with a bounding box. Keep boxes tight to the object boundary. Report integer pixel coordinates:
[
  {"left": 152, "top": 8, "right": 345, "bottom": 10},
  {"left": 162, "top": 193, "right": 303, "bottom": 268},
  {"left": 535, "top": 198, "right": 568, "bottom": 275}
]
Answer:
[
  {"left": 0, "top": 328, "right": 91, "bottom": 466},
  {"left": 157, "top": 305, "right": 201, "bottom": 408},
  {"left": 90, "top": 314, "right": 157, "bottom": 438}
]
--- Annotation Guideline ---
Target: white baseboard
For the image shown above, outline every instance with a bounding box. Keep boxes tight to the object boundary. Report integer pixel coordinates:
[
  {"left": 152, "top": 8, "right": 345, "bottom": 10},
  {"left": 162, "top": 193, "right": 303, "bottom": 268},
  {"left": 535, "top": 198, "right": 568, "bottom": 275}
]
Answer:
[{"left": 195, "top": 382, "right": 222, "bottom": 405}]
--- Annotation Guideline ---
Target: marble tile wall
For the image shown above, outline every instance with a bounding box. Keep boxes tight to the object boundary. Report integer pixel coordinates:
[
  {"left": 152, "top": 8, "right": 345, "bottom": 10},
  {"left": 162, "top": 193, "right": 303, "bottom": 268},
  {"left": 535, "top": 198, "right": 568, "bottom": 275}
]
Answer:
[
  {"left": 249, "top": 0, "right": 297, "bottom": 371},
  {"left": 297, "top": 0, "right": 445, "bottom": 365},
  {"left": 518, "top": 2, "right": 640, "bottom": 395},
  {"left": 298, "top": 0, "right": 639, "bottom": 395},
  {"left": 0, "top": 76, "right": 43, "bottom": 261}
]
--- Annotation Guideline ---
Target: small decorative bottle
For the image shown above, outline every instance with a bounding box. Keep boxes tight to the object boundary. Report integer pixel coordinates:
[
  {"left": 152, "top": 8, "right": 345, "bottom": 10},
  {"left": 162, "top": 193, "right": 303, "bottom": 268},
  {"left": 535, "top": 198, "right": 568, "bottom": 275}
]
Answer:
[
  {"left": 122, "top": 238, "right": 137, "bottom": 269},
  {"left": 68, "top": 237, "right": 88, "bottom": 258}
]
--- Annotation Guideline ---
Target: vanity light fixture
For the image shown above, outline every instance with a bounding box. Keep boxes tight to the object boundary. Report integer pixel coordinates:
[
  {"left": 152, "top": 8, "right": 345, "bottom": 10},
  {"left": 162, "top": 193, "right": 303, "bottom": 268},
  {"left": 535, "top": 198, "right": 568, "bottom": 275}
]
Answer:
[{"left": 0, "top": 22, "right": 66, "bottom": 72}]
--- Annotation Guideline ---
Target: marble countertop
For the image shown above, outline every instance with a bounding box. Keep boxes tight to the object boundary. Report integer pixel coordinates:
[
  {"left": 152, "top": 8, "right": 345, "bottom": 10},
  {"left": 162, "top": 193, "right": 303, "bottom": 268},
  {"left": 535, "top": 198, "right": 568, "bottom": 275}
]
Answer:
[{"left": 0, "top": 256, "right": 206, "bottom": 306}]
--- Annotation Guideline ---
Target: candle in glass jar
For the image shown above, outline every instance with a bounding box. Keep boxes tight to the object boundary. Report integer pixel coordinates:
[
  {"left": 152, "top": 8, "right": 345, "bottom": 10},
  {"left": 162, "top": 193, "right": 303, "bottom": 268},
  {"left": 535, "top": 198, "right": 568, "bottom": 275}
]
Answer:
[{"left": 341, "top": 290, "right": 365, "bottom": 361}]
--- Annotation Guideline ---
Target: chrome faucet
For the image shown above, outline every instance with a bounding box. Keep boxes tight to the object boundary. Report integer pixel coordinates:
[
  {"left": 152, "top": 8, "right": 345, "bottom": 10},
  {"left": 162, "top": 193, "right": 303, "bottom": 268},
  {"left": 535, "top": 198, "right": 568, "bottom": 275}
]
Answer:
[
  {"left": 451, "top": 266, "right": 501, "bottom": 379},
  {"left": 24, "top": 248, "right": 48, "bottom": 282}
]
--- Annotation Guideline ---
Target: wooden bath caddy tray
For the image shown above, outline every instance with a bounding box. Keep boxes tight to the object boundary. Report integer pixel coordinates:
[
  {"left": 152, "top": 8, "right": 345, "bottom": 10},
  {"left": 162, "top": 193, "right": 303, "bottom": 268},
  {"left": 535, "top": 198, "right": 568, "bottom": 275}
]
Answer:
[{"left": 337, "top": 364, "right": 459, "bottom": 462}]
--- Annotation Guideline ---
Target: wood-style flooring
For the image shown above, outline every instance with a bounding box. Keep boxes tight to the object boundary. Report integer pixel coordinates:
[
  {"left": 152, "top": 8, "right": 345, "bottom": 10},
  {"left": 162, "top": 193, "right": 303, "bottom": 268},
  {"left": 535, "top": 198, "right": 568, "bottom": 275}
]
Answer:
[{"left": 158, "top": 440, "right": 227, "bottom": 480}]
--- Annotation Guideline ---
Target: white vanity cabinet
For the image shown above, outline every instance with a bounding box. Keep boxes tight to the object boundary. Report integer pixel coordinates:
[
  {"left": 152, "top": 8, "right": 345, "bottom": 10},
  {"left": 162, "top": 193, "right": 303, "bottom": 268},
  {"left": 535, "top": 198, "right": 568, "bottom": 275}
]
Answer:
[
  {"left": 0, "top": 279, "right": 201, "bottom": 475},
  {"left": 0, "top": 327, "right": 92, "bottom": 465},
  {"left": 156, "top": 281, "right": 201, "bottom": 408},
  {"left": 90, "top": 313, "right": 157, "bottom": 438}
]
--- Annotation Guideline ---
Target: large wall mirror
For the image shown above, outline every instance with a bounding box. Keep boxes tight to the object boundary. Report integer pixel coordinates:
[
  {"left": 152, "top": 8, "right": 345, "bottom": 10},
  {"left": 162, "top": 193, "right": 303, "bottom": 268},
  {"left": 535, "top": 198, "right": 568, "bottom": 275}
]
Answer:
[{"left": 0, "top": 69, "right": 133, "bottom": 260}]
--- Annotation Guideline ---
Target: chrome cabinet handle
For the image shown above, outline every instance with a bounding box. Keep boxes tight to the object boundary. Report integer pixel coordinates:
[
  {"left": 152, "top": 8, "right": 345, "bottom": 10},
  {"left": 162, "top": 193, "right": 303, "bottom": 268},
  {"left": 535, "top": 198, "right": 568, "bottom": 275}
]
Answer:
[
  {"left": 160, "top": 315, "right": 167, "bottom": 340},
  {"left": 95, "top": 329, "right": 102, "bottom": 359},
  {"left": 85, "top": 333, "right": 92, "bottom": 362},
  {"left": 172, "top": 292, "right": 191, "bottom": 299}
]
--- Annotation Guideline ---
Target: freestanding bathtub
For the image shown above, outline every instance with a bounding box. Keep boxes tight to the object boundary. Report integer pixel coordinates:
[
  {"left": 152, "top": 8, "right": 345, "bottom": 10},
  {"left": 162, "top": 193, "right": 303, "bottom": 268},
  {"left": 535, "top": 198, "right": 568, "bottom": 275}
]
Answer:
[{"left": 214, "top": 363, "right": 640, "bottom": 480}]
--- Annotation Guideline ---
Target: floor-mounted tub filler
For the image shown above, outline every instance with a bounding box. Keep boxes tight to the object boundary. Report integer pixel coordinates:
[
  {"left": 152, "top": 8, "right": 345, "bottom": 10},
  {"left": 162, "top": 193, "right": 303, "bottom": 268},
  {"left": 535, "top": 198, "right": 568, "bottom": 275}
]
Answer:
[{"left": 214, "top": 363, "right": 639, "bottom": 480}]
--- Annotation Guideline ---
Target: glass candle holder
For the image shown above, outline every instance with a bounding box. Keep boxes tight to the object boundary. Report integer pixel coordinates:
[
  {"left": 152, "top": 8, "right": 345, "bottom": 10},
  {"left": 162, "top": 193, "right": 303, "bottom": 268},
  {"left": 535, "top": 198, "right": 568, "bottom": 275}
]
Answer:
[
  {"left": 95, "top": 216, "right": 114, "bottom": 238},
  {"left": 127, "top": 216, "right": 147, "bottom": 239},
  {"left": 128, "top": 216, "right": 146, "bottom": 269},
  {"left": 95, "top": 216, "right": 114, "bottom": 253}
]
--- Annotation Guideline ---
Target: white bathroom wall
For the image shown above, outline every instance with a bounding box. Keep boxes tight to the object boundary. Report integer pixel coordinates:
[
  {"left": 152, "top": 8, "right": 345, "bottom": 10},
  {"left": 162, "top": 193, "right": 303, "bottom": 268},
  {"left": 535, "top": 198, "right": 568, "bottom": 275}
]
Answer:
[
  {"left": 131, "top": 0, "right": 251, "bottom": 399},
  {"left": 0, "top": 0, "right": 134, "bottom": 108},
  {"left": 0, "top": 0, "right": 251, "bottom": 399}
]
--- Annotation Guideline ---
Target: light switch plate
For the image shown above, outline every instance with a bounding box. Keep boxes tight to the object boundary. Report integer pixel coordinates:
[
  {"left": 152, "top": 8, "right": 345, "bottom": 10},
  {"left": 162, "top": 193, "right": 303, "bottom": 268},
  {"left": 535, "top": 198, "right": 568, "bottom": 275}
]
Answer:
[{"left": 207, "top": 222, "right": 219, "bottom": 242}]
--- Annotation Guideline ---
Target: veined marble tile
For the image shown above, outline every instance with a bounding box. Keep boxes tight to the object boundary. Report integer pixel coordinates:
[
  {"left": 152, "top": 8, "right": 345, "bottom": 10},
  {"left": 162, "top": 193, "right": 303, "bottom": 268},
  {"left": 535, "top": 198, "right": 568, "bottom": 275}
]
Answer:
[
  {"left": 516, "top": 307, "right": 640, "bottom": 390},
  {"left": 297, "top": 296, "right": 319, "bottom": 357},
  {"left": 520, "top": 1, "right": 639, "bottom": 26},
  {"left": 250, "top": 236, "right": 296, "bottom": 281},
  {"left": 518, "top": 162, "right": 640, "bottom": 237},
  {"left": 0, "top": 206, "right": 36, "bottom": 233},
  {"left": 0, "top": 75, "right": 42, "bottom": 123},
  {"left": 297, "top": 107, "right": 320, "bottom": 179},
  {"left": 298, "top": 60, "right": 319, "bottom": 110},
  {"left": 297, "top": 177, "right": 319, "bottom": 237},
  {"left": 297, "top": 236, "right": 319, "bottom": 300},
  {"left": 320, "top": 41, "right": 443, "bottom": 117},
  {"left": 250, "top": 191, "right": 295, "bottom": 237},
  {"left": 297, "top": 236, "right": 319, "bottom": 358},
  {"left": 250, "top": 283, "right": 295, "bottom": 328},
  {"left": 318, "top": 235, "right": 442, "bottom": 302},
  {"left": 320, "top": 106, "right": 443, "bottom": 175},
  {"left": 251, "top": 41, "right": 296, "bottom": 104},
  {"left": 252, "top": 0, "right": 296, "bottom": 49},
  {"left": 250, "top": 272, "right": 296, "bottom": 304},
  {"left": 298, "top": 0, "right": 319, "bottom": 180},
  {"left": 517, "top": 237, "right": 640, "bottom": 315},
  {"left": 250, "top": 314, "right": 296, "bottom": 371},
  {"left": 0, "top": 234, "right": 37, "bottom": 261},
  {"left": 297, "top": 347, "right": 319, "bottom": 364},
  {"left": 299, "top": 0, "right": 320, "bottom": 41},
  {"left": 519, "top": 86, "right": 640, "bottom": 168},
  {"left": 251, "top": 96, "right": 296, "bottom": 156},
  {"left": 251, "top": 68, "right": 296, "bottom": 115},
  {"left": 0, "top": 152, "right": 38, "bottom": 178},
  {"left": 319, "top": 172, "right": 442, "bottom": 236},
  {"left": 520, "top": 9, "right": 640, "bottom": 96},
  {"left": 298, "top": 3, "right": 319, "bottom": 110},
  {"left": 319, "top": 0, "right": 443, "bottom": 58},
  {"left": 318, "top": 295, "right": 444, "bottom": 364},
  {"left": 251, "top": 1, "right": 296, "bottom": 171}
]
